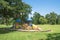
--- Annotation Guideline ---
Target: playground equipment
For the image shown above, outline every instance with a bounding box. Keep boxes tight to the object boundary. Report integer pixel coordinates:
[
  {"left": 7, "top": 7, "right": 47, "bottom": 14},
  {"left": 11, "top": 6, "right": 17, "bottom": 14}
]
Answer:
[
  {"left": 14, "top": 17, "right": 42, "bottom": 30},
  {"left": 12, "top": 17, "right": 51, "bottom": 32},
  {"left": 22, "top": 23, "right": 42, "bottom": 30},
  {"left": 15, "top": 18, "right": 21, "bottom": 29}
]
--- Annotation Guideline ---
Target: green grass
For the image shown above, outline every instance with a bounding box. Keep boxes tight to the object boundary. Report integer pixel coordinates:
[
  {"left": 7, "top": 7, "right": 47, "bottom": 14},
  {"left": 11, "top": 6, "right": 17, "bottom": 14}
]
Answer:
[
  {"left": 0, "top": 25, "right": 12, "bottom": 28},
  {"left": 0, "top": 25, "right": 60, "bottom": 40},
  {"left": 37, "top": 25, "right": 60, "bottom": 33}
]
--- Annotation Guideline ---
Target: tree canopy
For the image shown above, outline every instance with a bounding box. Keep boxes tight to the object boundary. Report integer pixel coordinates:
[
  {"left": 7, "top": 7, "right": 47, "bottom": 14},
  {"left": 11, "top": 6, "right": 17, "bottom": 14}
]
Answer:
[
  {"left": 0, "top": 0, "right": 32, "bottom": 25},
  {"left": 32, "top": 11, "right": 60, "bottom": 25}
]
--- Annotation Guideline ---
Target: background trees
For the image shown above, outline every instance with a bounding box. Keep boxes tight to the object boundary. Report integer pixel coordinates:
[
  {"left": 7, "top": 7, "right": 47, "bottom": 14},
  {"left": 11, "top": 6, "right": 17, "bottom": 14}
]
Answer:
[
  {"left": 39, "top": 16, "right": 48, "bottom": 24},
  {"left": 45, "top": 12, "right": 57, "bottom": 24},
  {"left": 32, "top": 12, "right": 60, "bottom": 25},
  {"left": 56, "top": 15, "right": 60, "bottom": 24},
  {"left": 32, "top": 12, "right": 40, "bottom": 24}
]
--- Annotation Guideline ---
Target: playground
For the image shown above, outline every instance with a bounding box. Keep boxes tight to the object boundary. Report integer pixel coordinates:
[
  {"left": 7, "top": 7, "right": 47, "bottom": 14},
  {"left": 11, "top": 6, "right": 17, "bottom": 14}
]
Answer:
[
  {"left": 10, "top": 16, "right": 44, "bottom": 32},
  {"left": 0, "top": 25, "right": 60, "bottom": 40}
]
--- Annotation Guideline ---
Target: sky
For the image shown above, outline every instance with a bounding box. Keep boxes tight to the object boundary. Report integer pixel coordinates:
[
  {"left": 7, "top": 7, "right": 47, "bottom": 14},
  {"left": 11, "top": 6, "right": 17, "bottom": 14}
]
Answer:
[{"left": 22, "top": 0, "right": 60, "bottom": 17}]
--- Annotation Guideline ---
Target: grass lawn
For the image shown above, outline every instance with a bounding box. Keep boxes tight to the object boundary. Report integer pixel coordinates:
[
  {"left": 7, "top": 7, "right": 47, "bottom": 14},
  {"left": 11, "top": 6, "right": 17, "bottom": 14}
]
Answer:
[{"left": 0, "top": 25, "right": 60, "bottom": 40}]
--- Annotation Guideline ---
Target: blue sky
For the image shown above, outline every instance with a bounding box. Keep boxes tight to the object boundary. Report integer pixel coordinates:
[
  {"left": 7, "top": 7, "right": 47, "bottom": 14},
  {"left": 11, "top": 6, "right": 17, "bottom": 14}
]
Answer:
[{"left": 23, "top": 0, "right": 60, "bottom": 16}]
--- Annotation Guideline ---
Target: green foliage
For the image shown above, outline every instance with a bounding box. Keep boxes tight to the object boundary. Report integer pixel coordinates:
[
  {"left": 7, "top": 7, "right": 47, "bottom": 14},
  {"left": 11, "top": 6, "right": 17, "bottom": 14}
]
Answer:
[
  {"left": 32, "top": 12, "right": 40, "bottom": 24},
  {"left": 45, "top": 12, "right": 57, "bottom": 24},
  {"left": 0, "top": 0, "right": 32, "bottom": 25},
  {"left": 56, "top": 15, "right": 60, "bottom": 24},
  {"left": 32, "top": 11, "right": 59, "bottom": 25},
  {"left": 39, "top": 16, "right": 48, "bottom": 24}
]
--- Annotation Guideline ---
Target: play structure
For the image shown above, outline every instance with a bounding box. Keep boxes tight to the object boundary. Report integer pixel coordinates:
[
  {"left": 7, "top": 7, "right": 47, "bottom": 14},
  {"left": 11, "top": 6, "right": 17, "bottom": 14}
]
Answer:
[
  {"left": 13, "top": 18, "right": 39, "bottom": 30},
  {"left": 12, "top": 17, "right": 51, "bottom": 32}
]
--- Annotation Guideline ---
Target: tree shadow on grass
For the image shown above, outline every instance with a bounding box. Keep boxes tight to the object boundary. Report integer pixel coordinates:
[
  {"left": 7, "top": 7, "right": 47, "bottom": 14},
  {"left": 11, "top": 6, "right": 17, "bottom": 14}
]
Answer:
[
  {"left": 46, "top": 33, "right": 60, "bottom": 40},
  {"left": 0, "top": 27, "right": 16, "bottom": 34}
]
